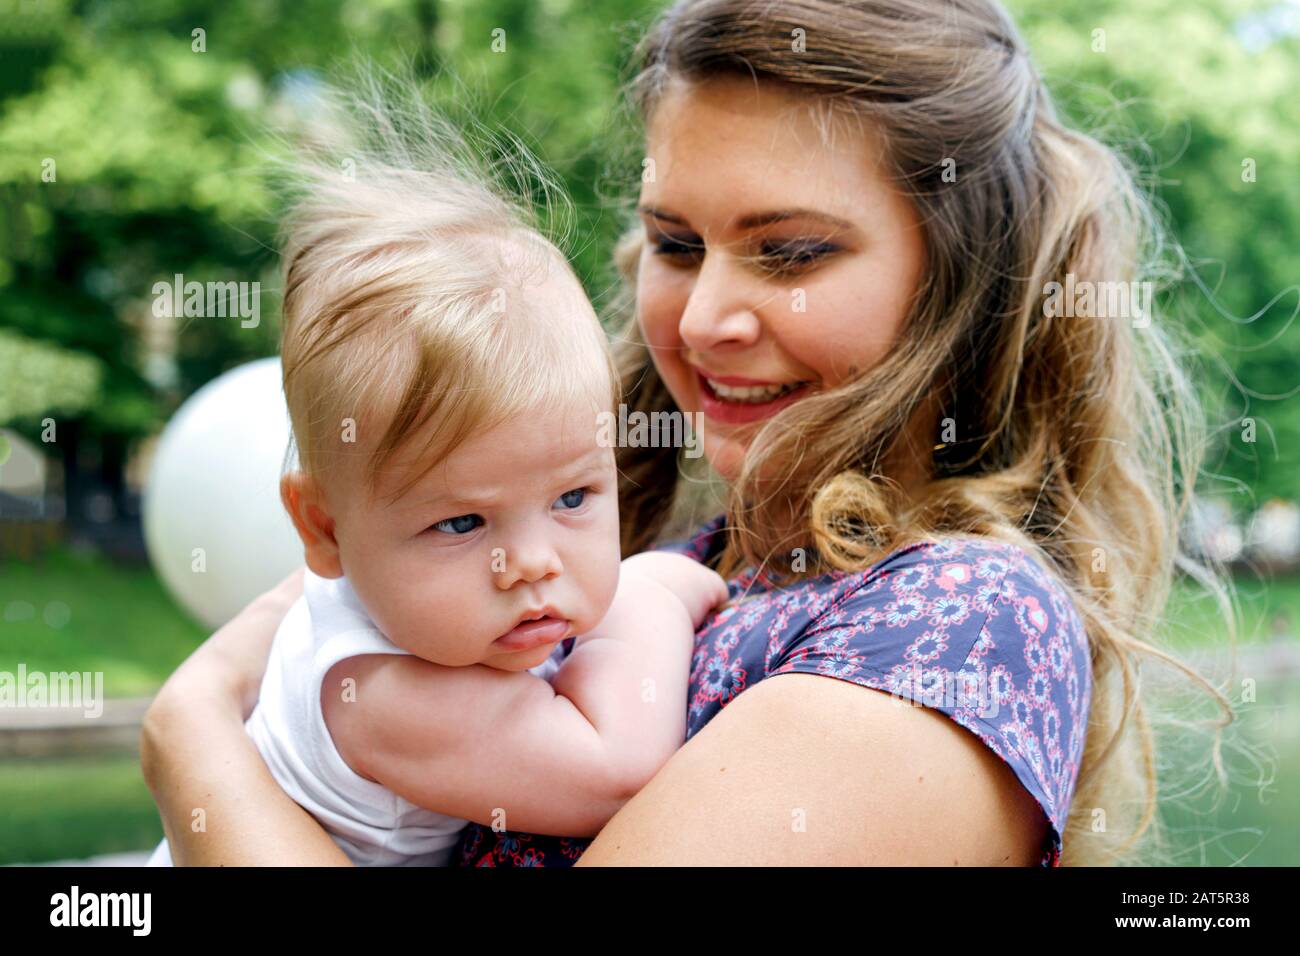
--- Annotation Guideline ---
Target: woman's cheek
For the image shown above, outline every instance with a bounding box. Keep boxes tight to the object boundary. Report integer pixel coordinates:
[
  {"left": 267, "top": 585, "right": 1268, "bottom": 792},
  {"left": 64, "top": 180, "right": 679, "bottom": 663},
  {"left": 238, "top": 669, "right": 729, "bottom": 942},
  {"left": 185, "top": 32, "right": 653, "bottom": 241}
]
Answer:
[
  {"left": 795, "top": 285, "right": 896, "bottom": 387},
  {"left": 637, "top": 260, "right": 688, "bottom": 345},
  {"left": 640, "top": 312, "right": 697, "bottom": 411}
]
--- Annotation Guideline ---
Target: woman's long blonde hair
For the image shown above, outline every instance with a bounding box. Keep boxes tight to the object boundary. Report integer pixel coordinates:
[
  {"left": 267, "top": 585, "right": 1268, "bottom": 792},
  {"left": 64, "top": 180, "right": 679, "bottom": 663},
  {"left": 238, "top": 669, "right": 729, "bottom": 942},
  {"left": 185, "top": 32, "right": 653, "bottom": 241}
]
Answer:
[{"left": 607, "top": 0, "right": 1237, "bottom": 866}]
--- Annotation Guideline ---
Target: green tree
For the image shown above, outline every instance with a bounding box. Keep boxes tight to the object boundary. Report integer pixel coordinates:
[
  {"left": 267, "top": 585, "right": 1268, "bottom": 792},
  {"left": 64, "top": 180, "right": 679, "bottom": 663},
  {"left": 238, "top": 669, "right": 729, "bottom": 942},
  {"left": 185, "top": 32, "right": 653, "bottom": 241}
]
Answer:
[{"left": 0, "top": 0, "right": 1294, "bottom": 517}]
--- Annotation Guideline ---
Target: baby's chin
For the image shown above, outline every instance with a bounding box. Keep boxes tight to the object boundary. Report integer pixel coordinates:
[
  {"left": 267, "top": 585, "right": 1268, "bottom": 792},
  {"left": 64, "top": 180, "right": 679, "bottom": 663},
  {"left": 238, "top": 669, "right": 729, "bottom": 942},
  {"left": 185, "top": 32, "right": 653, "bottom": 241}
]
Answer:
[{"left": 480, "top": 641, "right": 563, "bottom": 673}]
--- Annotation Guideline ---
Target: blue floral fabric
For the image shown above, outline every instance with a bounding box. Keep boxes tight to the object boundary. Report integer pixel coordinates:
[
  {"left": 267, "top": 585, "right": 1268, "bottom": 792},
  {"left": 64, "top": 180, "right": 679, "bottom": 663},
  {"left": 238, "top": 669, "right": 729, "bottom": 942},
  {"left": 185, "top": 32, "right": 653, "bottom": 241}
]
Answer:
[{"left": 456, "top": 513, "right": 1091, "bottom": 866}]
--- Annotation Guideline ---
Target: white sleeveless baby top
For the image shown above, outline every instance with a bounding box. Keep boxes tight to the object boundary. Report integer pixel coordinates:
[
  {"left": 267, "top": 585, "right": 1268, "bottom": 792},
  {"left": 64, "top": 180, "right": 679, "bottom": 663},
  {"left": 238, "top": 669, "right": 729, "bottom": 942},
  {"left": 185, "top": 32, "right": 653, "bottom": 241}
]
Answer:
[{"left": 147, "top": 569, "right": 564, "bottom": 867}]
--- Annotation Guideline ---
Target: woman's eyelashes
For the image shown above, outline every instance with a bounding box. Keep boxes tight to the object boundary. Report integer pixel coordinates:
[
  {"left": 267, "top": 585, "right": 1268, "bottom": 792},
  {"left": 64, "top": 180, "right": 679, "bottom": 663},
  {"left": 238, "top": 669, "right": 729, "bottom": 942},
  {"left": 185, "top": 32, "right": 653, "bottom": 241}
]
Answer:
[
  {"left": 425, "top": 487, "right": 595, "bottom": 536},
  {"left": 755, "top": 238, "right": 843, "bottom": 275},
  {"left": 651, "top": 232, "right": 704, "bottom": 263},
  {"left": 650, "top": 229, "right": 842, "bottom": 275}
]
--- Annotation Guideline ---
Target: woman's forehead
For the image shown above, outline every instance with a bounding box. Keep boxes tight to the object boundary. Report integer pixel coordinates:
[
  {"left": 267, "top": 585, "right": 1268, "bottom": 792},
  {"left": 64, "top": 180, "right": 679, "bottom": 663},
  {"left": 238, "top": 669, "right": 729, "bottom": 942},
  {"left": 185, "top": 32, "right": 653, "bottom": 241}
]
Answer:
[
  {"left": 640, "top": 77, "right": 896, "bottom": 229},
  {"left": 646, "top": 73, "right": 877, "bottom": 154}
]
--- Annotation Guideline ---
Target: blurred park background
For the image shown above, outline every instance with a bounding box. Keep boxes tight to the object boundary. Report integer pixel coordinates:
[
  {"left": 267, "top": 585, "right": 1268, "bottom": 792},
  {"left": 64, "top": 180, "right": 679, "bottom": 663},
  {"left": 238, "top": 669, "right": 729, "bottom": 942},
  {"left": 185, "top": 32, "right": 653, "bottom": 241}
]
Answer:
[{"left": 1, "top": 0, "right": 1298, "bottom": 865}]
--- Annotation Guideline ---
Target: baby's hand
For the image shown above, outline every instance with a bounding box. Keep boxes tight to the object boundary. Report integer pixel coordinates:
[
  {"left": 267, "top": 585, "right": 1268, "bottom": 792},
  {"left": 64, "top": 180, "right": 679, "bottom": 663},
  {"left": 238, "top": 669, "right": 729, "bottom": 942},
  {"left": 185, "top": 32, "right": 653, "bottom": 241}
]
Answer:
[{"left": 620, "top": 551, "right": 730, "bottom": 630}]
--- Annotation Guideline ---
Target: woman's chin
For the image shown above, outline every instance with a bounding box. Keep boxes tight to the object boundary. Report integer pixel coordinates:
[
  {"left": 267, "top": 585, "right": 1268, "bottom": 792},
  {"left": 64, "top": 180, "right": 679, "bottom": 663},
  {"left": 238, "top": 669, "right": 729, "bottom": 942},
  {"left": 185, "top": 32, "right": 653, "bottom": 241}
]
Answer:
[
  {"left": 703, "top": 429, "right": 762, "bottom": 484},
  {"left": 704, "top": 430, "right": 810, "bottom": 497}
]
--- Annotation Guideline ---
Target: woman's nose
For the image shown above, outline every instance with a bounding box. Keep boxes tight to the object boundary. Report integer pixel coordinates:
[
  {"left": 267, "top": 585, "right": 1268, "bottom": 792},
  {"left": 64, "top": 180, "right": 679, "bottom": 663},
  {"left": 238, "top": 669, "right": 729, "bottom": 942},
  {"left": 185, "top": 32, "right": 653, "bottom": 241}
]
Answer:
[{"left": 677, "top": 255, "right": 762, "bottom": 351}]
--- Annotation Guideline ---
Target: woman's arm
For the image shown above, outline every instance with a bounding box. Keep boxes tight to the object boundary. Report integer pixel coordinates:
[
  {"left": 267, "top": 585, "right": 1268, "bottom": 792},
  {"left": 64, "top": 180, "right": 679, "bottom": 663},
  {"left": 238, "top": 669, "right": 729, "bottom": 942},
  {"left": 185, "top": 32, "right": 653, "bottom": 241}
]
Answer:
[
  {"left": 139, "top": 570, "right": 353, "bottom": 866},
  {"left": 574, "top": 673, "right": 1048, "bottom": 865}
]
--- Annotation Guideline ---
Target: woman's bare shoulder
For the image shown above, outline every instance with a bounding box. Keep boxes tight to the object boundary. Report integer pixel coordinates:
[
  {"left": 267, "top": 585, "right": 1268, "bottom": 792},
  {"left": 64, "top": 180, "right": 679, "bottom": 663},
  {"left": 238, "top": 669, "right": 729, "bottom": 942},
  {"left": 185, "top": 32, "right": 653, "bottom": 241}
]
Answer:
[{"left": 578, "top": 669, "right": 1047, "bottom": 865}]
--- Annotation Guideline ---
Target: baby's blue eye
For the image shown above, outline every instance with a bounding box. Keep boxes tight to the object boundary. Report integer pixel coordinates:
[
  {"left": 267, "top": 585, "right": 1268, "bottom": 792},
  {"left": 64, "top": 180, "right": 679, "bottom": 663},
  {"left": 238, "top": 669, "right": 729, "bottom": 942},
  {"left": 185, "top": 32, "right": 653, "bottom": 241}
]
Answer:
[
  {"left": 554, "top": 488, "right": 588, "bottom": 510},
  {"left": 431, "top": 514, "right": 483, "bottom": 535}
]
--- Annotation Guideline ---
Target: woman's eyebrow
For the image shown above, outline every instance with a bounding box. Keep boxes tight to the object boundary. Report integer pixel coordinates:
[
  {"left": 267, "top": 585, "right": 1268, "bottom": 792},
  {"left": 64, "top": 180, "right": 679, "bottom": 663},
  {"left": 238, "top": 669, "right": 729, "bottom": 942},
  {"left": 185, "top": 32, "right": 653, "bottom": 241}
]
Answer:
[
  {"left": 637, "top": 204, "right": 854, "bottom": 231},
  {"left": 636, "top": 204, "right": 686, "bottom": 224},
  {"left": 733, "top": 208, "right": 856, "bottom": 230}
]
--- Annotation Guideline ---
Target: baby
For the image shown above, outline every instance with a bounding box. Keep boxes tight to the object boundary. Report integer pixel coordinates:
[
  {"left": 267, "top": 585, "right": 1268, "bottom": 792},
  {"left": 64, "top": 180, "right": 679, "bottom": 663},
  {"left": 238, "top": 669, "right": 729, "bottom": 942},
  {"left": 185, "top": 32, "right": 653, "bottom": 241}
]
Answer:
[{"left": 147, "top": 127, "right": 726, "bottom": 866}]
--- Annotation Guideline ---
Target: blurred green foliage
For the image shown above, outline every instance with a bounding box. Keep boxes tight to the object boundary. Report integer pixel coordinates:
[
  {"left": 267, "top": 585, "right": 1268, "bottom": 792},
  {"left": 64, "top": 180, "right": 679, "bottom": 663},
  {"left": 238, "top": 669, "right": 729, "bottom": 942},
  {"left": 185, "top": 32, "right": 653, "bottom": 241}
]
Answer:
[
  {"left": 0, "top": 327, "right": 100, "bottom": 421},
  {"left": 0, "top": 0, "right": 1296, "bottom": 506},
  {"left": 1011, "top": 0, "right": 1300, "bottom": 506}
]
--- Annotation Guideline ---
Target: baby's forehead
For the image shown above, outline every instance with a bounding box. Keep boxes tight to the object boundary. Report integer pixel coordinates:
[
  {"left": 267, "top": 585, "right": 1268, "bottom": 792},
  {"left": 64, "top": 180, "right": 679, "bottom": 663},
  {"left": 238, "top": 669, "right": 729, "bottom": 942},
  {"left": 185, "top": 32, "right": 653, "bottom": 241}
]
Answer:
[
  {"left": 376, "top": 401, "right": 614, "bottom": 503},
  {"left": 443, "top": 440, "right": 609, "bottom": 485}
]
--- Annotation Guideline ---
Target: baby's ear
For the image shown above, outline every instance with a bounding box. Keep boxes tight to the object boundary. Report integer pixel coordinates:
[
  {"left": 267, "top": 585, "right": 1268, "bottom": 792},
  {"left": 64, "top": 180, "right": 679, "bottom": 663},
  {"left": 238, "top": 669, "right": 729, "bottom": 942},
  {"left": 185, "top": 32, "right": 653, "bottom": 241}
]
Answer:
[{"left": 280, "top": 471, "right": 344, "bottom": 579}]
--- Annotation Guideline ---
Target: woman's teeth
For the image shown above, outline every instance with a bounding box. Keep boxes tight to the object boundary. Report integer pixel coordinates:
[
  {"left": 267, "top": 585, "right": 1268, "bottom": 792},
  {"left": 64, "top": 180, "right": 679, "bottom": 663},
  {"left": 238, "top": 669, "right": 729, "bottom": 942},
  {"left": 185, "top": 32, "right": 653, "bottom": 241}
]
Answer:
[{"left": 706, "top": 379, "right": 807, "bottom": 403}]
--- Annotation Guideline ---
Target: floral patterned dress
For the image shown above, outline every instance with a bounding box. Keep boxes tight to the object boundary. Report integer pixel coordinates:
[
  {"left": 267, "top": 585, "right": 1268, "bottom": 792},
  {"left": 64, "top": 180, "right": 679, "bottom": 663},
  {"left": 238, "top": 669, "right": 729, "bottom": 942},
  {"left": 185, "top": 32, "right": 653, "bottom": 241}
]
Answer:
[{"left": 456, "top": 512, "right": 1092, "bottom": 867}]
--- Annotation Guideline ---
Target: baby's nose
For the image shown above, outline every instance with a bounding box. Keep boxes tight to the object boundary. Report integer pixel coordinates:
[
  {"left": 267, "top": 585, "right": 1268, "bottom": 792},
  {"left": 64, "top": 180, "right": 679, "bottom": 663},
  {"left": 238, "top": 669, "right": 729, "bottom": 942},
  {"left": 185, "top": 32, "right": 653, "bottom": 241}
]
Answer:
[{"left": 493, "top": 535, "right": 563, "bottom": 588}]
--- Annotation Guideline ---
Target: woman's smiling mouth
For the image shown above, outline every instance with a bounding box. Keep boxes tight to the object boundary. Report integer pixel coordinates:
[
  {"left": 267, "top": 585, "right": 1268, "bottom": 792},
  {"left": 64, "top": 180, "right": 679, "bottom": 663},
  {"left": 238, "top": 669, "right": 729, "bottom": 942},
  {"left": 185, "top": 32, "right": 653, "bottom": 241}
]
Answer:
[{"left": 695, "top": 370, "right": 813, "bottom": 424}]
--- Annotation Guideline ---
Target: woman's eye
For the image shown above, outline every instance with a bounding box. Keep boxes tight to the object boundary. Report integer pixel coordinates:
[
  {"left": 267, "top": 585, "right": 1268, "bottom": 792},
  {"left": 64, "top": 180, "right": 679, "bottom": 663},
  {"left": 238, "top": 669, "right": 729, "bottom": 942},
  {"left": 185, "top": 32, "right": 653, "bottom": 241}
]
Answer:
[
  {"left": 758, "top": 239, "right": 840, "bottom": 273},
  {"left": 651, "top": 234, "right": 704, "bottom": 263},
  {"left": 430, "top": 513, "right": 483, "bottom": 535},
  {"left": 553, "top": 487, "right": 591, "bottom": 510}
]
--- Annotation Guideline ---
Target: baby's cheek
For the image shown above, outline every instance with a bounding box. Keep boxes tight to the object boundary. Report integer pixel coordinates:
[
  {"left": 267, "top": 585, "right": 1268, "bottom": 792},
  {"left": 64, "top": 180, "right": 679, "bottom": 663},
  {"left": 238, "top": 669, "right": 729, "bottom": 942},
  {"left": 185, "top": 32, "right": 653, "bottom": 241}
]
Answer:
[
  {"left": 581, "top": 548, "right": 623, "bottom": 633},
  {"left": 406, "top": 593, "right": 478, "bottom": 663}
]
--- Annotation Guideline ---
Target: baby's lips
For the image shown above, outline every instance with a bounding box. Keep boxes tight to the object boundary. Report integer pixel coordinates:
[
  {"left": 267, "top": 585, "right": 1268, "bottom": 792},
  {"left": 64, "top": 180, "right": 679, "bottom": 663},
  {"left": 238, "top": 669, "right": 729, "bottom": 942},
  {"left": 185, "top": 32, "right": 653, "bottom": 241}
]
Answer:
[{"left": 492, "top": 616, "right": 570, "bottom": 652}]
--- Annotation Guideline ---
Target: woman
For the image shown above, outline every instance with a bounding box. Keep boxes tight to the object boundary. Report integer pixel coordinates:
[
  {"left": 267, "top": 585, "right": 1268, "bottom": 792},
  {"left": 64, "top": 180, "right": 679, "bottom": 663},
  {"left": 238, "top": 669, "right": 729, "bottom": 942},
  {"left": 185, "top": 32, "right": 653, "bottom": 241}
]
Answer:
[{"left": 141, "top": 0, "right": 1230, "bottom": 866}]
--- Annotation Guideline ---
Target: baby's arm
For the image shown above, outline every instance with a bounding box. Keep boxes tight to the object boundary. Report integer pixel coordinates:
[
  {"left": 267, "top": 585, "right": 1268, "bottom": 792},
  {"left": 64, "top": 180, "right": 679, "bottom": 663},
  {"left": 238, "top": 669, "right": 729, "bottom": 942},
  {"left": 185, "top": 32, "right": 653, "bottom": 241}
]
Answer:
[
  {"left": 322, "top": 557, "right": 727, "bottom": 837},
  {"left": 546, "top": 551, "right": 728, "bottom": 790}
]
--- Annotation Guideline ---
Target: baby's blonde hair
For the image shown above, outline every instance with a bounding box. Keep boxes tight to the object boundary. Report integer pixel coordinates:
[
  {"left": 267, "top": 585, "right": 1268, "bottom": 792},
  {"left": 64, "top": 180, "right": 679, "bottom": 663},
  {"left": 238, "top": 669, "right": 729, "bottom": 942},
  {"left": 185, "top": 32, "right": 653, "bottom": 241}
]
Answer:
[{"left": 277, "top": 75, "right": 618, "bottom": 500}]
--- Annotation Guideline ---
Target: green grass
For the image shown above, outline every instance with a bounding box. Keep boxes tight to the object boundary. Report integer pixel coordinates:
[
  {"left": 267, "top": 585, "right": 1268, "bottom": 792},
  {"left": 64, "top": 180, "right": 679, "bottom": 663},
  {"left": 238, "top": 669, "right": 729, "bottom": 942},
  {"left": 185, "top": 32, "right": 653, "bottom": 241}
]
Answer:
[
  {"left": 0, "top": 755, "right": 163, "bottom": 864},
  {"left": 0, "top": 547, "right": 207, "bottom": 697}
]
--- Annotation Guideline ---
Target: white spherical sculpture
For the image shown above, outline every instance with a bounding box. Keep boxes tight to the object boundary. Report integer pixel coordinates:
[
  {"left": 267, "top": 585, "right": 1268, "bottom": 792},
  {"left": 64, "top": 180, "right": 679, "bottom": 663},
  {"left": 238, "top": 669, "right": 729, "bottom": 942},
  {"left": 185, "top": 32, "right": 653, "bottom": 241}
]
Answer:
[{"left": 143, "top": 357, "right": 303, "bottom": 629}]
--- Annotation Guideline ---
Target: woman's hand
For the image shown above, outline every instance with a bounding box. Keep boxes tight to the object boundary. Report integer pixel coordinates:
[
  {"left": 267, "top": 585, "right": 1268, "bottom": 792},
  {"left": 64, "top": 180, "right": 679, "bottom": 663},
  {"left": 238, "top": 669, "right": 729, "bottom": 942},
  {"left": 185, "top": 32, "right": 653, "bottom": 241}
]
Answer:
[{"left": 140, "top": 568, "right": 353, "bottom": 866}]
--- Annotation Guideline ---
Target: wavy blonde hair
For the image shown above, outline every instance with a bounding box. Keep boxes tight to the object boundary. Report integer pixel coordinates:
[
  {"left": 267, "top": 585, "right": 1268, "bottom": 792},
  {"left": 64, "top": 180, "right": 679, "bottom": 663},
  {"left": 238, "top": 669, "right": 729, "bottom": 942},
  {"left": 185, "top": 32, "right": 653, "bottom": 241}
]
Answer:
[{"left": 607, "top": 0, "right": 1237, "bottom": 866}]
